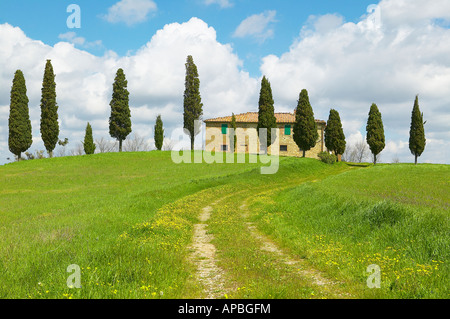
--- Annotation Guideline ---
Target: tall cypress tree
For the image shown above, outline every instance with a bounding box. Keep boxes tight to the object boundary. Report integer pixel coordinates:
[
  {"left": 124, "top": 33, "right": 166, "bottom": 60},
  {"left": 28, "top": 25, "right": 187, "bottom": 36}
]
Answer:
[
  {"left": 293, "top": 89, "right": 318, "bottom": 157},
  {"left": 154, "top": 114, "right": 164, "bottom": 151},
  {"left": 40, "top": 59, "right": 59, "bottom": 158},
  {"left": 183, "top": 55, "right": 203, "bottom": 151},
  {"left": 83, "top": 122, "right": 96, "bottom": 155},
  {"left": 366, "top": 103, "right": 385, "bottom": 165},
  {"left": 8, "top": 70, "right": 32, "bottom": 160},
  {"left": 109, "top": 68, "right": 131, "bottom": 152},
  {"left": 231, "top": 113, "right": 237, "bottom": 152},
  {"left": 324, "top": 109, "right": 346, "bottom": 160},
  {"left": 409, "top": 95, "right": 426, "bottom": 165},
  {"left": 257, "top": 76, "right": 277, "bottom": 152}
]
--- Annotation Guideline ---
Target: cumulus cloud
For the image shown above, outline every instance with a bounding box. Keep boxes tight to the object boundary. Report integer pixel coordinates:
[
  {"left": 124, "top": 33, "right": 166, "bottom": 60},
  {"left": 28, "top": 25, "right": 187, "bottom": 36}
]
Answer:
[
  {"left": 122, "top": 17, "right": 258, "bottom": 119},
  {"left": 233, "top": 10, "right": 277, "bottom": 43},
  {"left": 102, "top": 0, "right": 157, "bottom": 26},
  {"left": 260, "top": 0, "right": 450, "bottom": 164},
  {"left": 302, "top": 13, "right": 345, "bottom": 36},
  {"left": 58, "top": 32, "right": 86, "bottom": 46},
  {"left": 379, "top": 0, "right": 450, "bottom": 27},
  {"left": 0, "top": 18, "right": 257, "bottom": 163},
  {"left": 58, "top": 32, "right": 103, "bottom": 49}
]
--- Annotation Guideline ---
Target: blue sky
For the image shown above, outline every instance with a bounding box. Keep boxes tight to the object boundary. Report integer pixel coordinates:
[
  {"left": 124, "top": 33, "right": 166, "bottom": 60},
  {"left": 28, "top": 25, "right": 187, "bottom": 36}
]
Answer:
[
  {"left": 0, "top": 0, "right": 449, "bottom": 165},
  {"left": 0, "top": 0, "right": 376, "bottom": 77}
]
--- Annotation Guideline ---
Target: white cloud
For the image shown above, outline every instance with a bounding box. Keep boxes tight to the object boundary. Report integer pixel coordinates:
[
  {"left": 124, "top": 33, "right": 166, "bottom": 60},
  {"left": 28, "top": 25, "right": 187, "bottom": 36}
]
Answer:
[
  {"left": 204, "top": 0, "right": 233, "bottom": 9},
  {"left": 385, "top": 140, "right": 409, "bottom": 160},
  {"left": 123, "top": 18, "right": 258, "bottom": 118},
  {"left": 260, "top": 0, "right": 450, "bottom": 164},
  {"left": 0, "top": 18, "right": 257, "bottom": 163},
  {"left": 379, "top": 0, "right": 450, "bottom": 27},
  {"left": 302, "top": 13, "right": 345, "bottom": 36},
  {"left": 58, "top": 32, "right": 103, "bottom": 49},
  {"left": 233, "top": 10, "right": 277, "bottom": 42},
  {"left": 102, "top": 0, "right": 157, "bottom": 26},
  {"left": 58, "top": 32, "right": 85, "bottom": 46}
]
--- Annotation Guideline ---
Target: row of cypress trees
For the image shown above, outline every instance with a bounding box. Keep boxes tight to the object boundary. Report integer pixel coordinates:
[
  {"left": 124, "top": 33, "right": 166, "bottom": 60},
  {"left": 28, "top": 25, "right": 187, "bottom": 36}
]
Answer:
[
  {"left": 8, "top": 60, "right": 59, "bottom": 160},
  {"left": 7, "top": 62, "right": 167, "bottom": 159},
  {"left": 362, "top": 97, "right": 425, "bottom": 165},
  {"left": 7, "top": 59, "right": 113, "bottom": 159},
  {"left": 255, "top": 77, "right": 426, "bottom": 164},
  {"left": 7, "top": 57, "right": 426, "bottom": 164}
]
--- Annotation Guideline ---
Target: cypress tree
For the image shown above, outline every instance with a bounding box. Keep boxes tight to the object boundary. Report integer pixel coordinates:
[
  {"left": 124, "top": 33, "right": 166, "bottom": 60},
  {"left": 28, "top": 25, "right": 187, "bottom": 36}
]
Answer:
[
  {"left": 109, "top": 68, "right": 131, "bottom": 152},
  {"left": 83, "top": 122, "right": 96, "bottom": 155},
  {"left": 324, "top": 109, "right": 346, "bottom": 160},
  {"left": 293, "top": 89, "right": 319, "bottom": 157},
  {"left": 183, "top": 55, "right": 203, "bottom": 151},
  {"left": 257, "top": 76, "right": 277, "bottom": 152},
  {"left": 8, "top": 70, "right": 32, "bottom": 160},
  {"left": 366, "top": 103, "right": 385, "bottom": 165},
  {"left": 231, "top": 113, "right": 237, "bottom": 152},
  {"left": 40, "top": 59, "right": 59, "bottom": 158},
  {"left": 154, "top": 114, "right": 164, "bottom": 151},
  {"left": 409, "top": 95, "right": 426, "bottom": 165}
]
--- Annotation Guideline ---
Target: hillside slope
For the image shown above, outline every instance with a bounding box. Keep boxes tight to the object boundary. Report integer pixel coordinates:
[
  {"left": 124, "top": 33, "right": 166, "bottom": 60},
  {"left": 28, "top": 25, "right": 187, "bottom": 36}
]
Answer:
[
  {"left": 0, "top": 152, "right": 448, "bottom": 299},
  {"left": 251, "top": 163, "right": 449, "bottom": 298}
]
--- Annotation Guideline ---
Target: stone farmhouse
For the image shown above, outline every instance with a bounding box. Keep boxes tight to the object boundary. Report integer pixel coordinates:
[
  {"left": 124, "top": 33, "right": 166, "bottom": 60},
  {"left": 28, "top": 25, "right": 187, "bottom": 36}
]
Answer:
[{"left": 204, "top": 111, "right": 326, "bottom": 159}]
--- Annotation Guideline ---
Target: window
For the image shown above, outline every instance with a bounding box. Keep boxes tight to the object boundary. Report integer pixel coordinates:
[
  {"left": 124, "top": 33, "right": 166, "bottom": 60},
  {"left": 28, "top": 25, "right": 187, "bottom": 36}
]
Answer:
[
  {"left": 221, "top": 124, "right": 228, "bottom": 134},
  {"left": 280, "top": 145, "right": 288, "bottom": 152},
  {"left": 284, "top": 125, "right": 291, "bottom": 135},
  {"left": 221, "top": 144, "right": 228, "bottom": 151}
]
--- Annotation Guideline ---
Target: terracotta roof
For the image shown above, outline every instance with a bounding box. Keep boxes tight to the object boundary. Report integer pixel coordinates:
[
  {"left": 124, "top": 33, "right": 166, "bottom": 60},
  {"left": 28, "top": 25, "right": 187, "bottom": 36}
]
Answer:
[{"left": 204, "top": 111, "right": 325, "bottom": 124}]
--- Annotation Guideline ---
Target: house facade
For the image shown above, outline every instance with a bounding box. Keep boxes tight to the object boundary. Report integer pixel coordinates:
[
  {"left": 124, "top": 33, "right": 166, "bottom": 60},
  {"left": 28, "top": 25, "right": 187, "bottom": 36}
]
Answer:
[{"left": 204, "top": 111, "right": 326, "bottom": 159}]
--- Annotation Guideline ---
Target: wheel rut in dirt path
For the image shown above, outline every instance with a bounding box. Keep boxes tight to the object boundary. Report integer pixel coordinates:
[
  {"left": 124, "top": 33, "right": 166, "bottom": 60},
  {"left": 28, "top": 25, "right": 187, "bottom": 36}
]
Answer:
[
  {"left": 240, "top": 201, "right": 350, "bottom": 298},
  {"left": 188, "top": 205, "right": 230, "bottom": 299}
]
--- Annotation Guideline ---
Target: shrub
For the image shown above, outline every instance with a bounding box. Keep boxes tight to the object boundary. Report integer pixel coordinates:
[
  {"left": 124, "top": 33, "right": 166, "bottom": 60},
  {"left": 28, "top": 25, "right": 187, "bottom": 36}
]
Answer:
[{"left": 318, "top": 151, "right": 336, "bottom": 164}]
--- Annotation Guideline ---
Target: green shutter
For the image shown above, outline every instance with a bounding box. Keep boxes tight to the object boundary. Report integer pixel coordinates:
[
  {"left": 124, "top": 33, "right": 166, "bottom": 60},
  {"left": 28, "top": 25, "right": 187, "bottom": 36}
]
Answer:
[
  {"left": 285, "top": 125, "right": 291, "bottom": 135},
  {"left": 222, "top": 124, "right": 228, "bottom": 134}
]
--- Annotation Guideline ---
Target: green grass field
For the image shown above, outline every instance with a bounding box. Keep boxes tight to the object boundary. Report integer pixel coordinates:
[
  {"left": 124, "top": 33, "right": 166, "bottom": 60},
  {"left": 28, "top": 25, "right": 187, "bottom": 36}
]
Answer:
[
  {"left": 0, "top": 151, "right": 448, "bottom": 299},
  {"left": 251, "top": 163, "right": 449, "bottom": 298}
]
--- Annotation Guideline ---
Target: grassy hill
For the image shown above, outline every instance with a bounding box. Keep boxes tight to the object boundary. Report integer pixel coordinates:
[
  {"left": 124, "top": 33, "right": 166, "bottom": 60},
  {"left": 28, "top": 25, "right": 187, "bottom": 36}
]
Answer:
[
  {"left": 0, "top": 152, "right": 448, "bottom": 299},
  {"left": 251, "top": 163, "right": 449, "bottom": 298}
]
